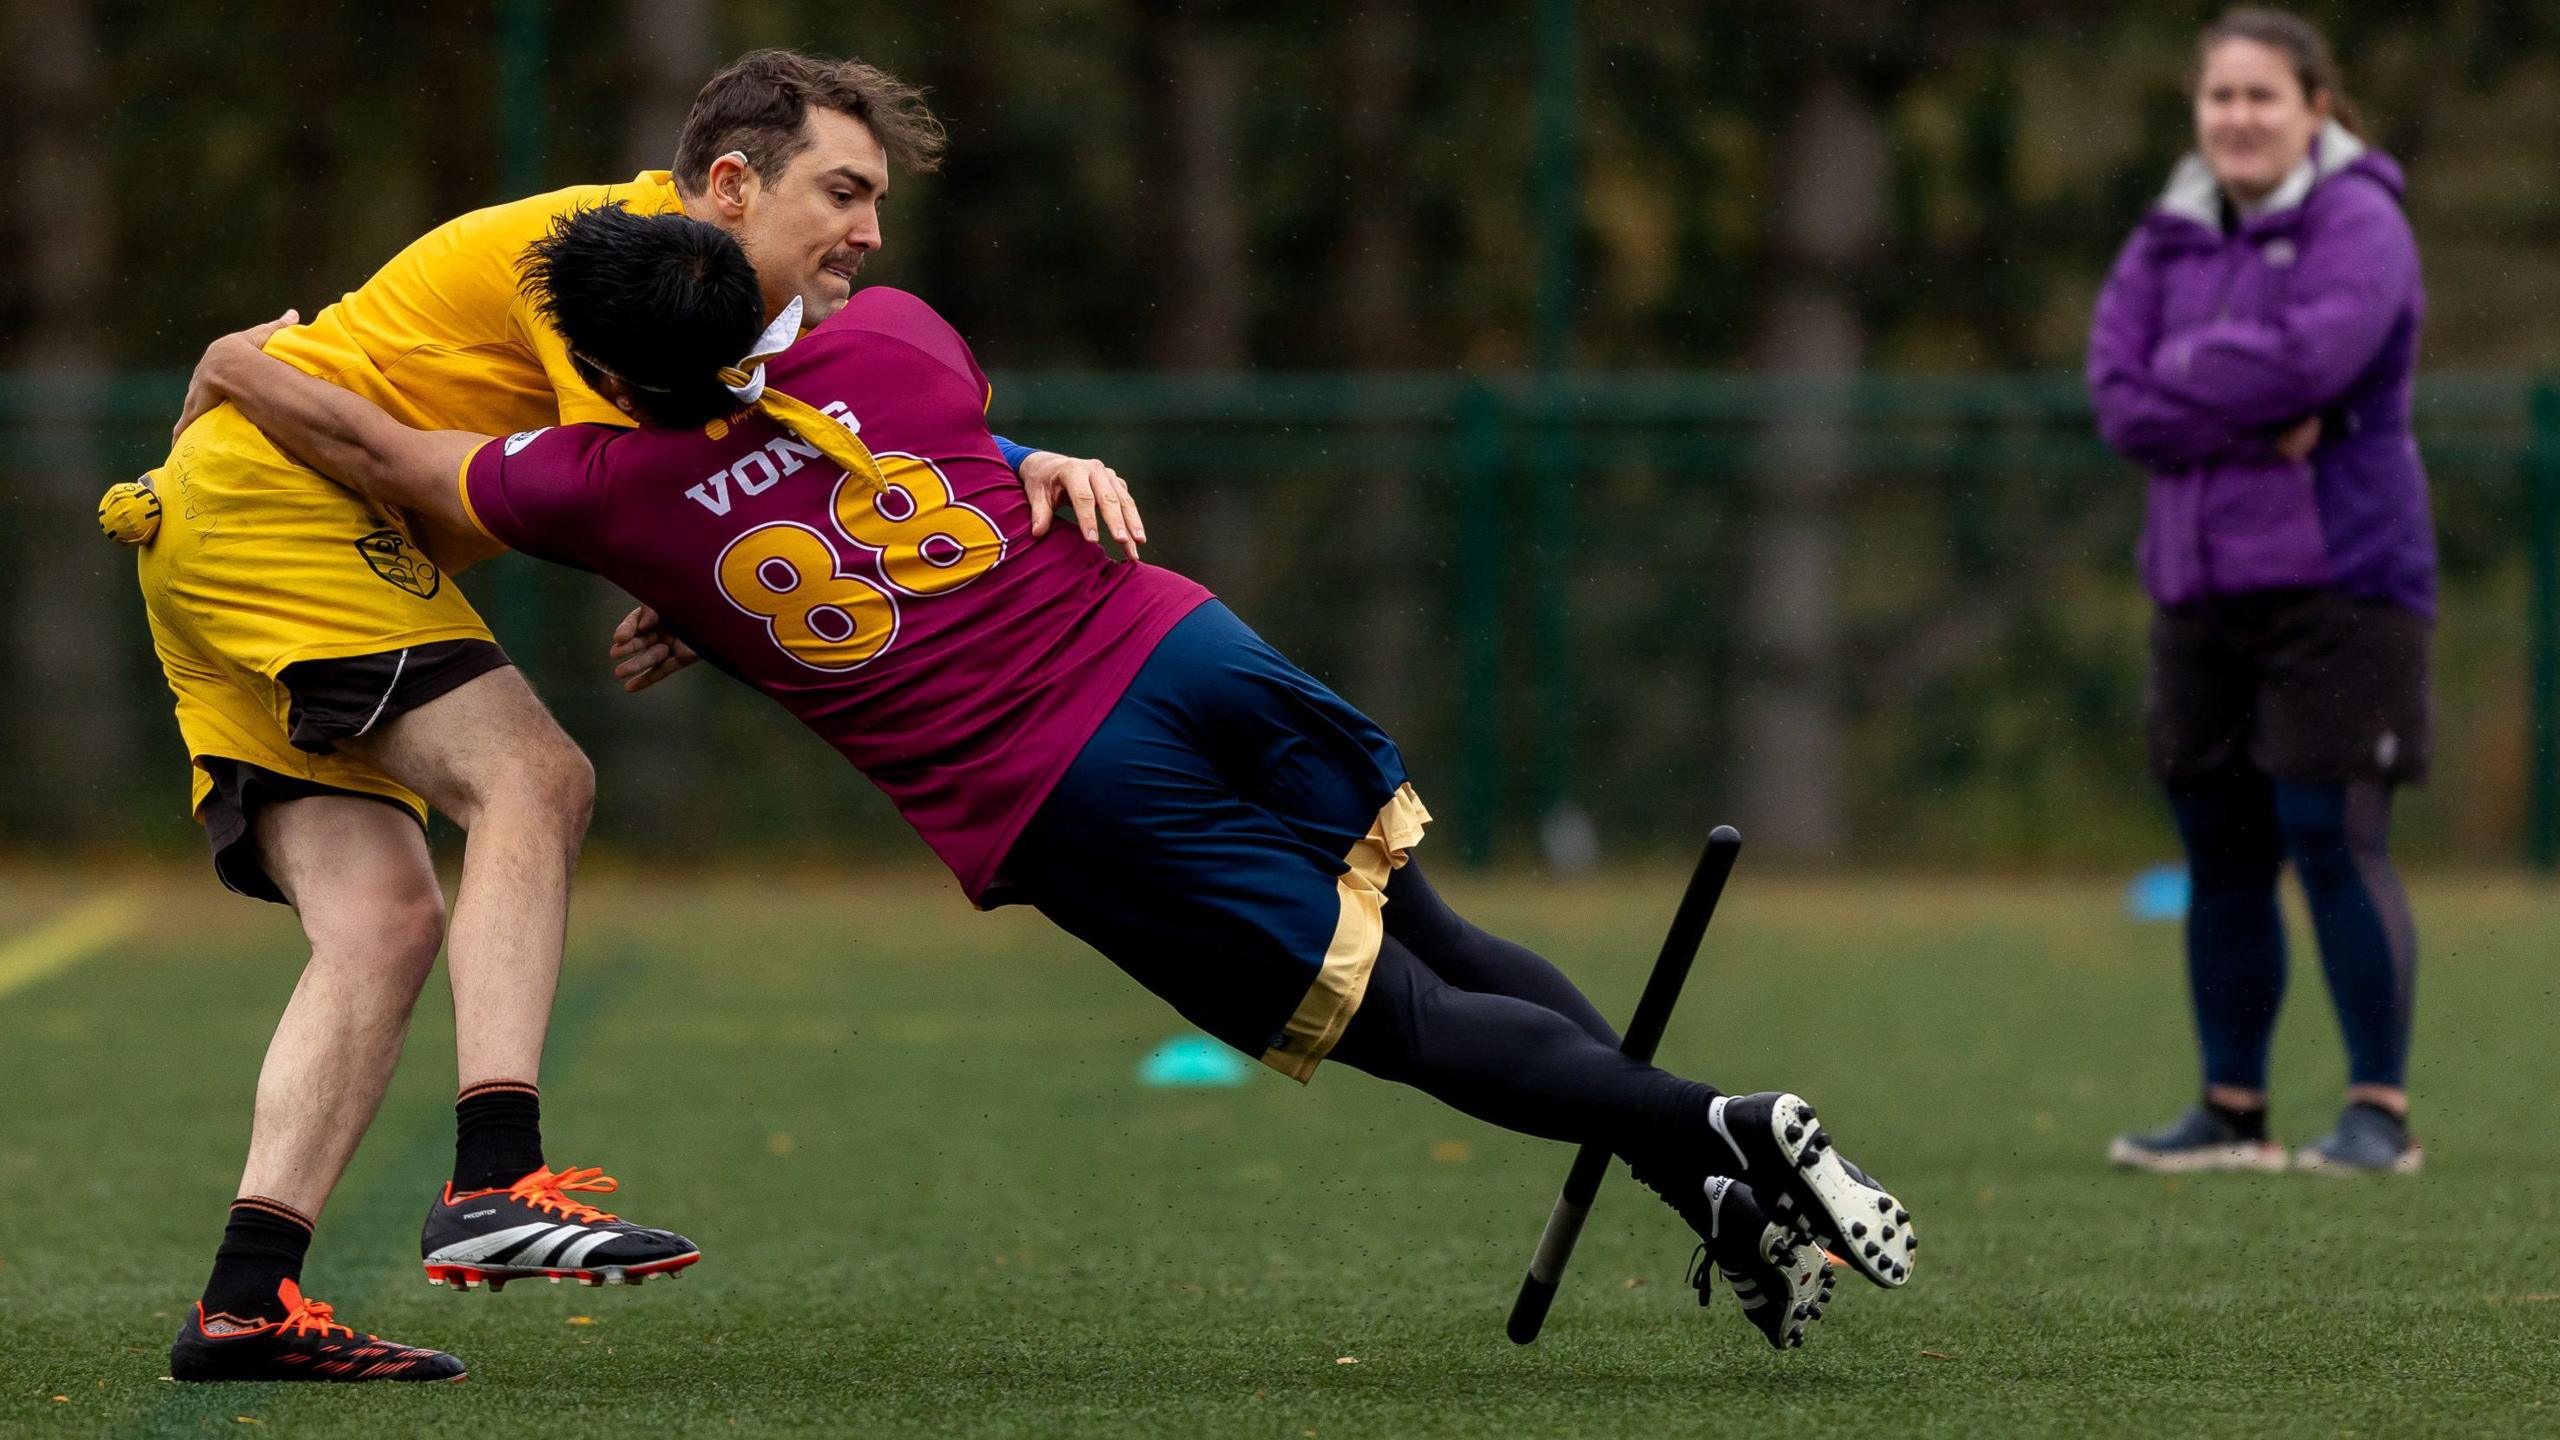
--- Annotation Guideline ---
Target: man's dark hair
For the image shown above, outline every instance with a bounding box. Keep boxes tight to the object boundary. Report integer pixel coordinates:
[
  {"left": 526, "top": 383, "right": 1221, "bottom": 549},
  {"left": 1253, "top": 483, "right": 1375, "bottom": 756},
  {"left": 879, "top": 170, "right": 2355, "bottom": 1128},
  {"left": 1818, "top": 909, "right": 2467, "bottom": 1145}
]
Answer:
[
  {"left": 520, "top": 204, "right": 765, "bottom": 429},
  {"left": 672, "top": 49, "right": 946, "bottom": 191}
]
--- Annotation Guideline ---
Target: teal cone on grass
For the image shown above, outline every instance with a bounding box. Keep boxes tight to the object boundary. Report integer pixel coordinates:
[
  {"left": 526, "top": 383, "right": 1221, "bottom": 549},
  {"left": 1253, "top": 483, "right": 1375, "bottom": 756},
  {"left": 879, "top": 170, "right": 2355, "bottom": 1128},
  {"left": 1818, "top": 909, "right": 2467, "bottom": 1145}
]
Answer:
[
  {"left": 2126, "top": 863, "right": 2191, "bottom": 922},
  {"left": 1138, "top": 1035, "right": 1250, "bottom": 1087}
]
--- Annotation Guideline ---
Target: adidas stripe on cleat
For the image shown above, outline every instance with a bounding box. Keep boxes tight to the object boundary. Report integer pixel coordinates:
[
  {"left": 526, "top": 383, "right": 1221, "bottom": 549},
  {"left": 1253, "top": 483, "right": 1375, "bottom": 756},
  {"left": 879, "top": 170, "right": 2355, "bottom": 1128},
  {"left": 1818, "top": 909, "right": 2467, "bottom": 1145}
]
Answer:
[
  {"left": 1707, "top": 1091, "right": 1918, "bottom": 1290},
  {"left": 422, "top": 1165, "right": 699, "bottom": 1291},
  {"left": 170, "top": 1279, "right": 466, "bottom": 1383},
  {"left": 1693, "top": 1177, "right": 1834, "bottom": 1352}
]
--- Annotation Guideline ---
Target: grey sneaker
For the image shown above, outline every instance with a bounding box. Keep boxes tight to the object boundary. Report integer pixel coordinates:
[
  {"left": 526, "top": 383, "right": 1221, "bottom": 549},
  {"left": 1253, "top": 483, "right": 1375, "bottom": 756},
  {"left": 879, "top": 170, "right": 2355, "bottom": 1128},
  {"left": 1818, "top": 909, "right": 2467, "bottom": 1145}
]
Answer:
[
  {"left": 2294, "top": 1104, "right": 2423, "bottom": 1175},
  {"left": 2108, "top": 1105, "right": 2288, "bottom": 1173}
]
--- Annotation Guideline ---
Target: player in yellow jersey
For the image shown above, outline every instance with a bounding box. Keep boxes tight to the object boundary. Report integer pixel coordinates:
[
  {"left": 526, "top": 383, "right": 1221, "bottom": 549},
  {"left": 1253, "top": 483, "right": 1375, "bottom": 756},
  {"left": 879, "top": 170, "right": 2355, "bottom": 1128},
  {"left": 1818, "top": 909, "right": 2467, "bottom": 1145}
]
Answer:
[{"left": 138, "top": 51, "right": 1144, "bottom": 1384}]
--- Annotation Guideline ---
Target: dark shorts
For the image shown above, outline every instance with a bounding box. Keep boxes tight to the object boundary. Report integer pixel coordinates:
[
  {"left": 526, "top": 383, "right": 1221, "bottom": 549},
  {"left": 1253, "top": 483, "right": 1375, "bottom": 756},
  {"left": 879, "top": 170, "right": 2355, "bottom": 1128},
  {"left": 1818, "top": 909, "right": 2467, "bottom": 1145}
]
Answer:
[
  {"left": 201, "top": 638, "right": 509, "bottom": 904},
  {"left": 199, "top": 758, "right": 424, "bottom": 905},
  {"left": 278, "top": 638, "right": 513, "bottom": 755},
  {"left": 997, "top": 601, "right": 1430, "bottom": 1082},
  {"left": 2146, "top": 587, "right": 2430, "bottom": 786}
]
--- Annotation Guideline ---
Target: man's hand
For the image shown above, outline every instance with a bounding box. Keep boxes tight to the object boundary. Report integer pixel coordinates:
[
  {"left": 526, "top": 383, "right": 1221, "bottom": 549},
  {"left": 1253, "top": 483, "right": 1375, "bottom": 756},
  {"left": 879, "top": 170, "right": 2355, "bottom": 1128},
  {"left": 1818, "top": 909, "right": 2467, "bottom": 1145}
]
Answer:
[
  {"left": 609, "top": 604, "right": 701, "bottom": 694},
  {"left": 1019, "top": 450, "right": 1146, "bottom": 559},
  {"left": 175, "top": 309, "right": 299, "bottom": 440},
  {"left": 2274, "top": 414, "right": 2322, "bottom": 462}
]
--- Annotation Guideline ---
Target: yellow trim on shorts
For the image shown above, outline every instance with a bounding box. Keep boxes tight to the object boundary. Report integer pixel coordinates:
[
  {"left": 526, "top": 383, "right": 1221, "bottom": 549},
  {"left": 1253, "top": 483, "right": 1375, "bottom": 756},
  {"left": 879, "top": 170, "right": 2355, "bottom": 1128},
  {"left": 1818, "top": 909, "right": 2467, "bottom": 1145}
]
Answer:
[
  {"left": 455, "top": 437, "right": 500, "bottom": 542},
  {"left": 1259, "top": 783, "right": 1434, "bottom": 1083}
]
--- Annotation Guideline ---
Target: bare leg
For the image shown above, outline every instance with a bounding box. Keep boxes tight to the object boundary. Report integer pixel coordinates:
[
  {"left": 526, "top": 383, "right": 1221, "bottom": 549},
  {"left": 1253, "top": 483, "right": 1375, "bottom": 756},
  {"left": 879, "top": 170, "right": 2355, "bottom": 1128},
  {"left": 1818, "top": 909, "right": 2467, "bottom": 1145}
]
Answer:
[
  {"left": 343, "top": 666, "right": 594, "bottom": 1089},
  {"left": 2346, "top": 1082, "right": 2410, "bottom": 1118},
  {"left": 234, "top": 796, "right": 447, "bottom": 1216}
]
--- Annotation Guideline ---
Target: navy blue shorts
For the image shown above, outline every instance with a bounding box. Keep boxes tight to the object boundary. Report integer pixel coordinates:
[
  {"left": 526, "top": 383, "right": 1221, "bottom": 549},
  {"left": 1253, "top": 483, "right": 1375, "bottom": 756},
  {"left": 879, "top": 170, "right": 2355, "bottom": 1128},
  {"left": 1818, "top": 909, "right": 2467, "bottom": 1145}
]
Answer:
[{"left": 999, "top": 600, "right": 1431, "bottom": 1081}]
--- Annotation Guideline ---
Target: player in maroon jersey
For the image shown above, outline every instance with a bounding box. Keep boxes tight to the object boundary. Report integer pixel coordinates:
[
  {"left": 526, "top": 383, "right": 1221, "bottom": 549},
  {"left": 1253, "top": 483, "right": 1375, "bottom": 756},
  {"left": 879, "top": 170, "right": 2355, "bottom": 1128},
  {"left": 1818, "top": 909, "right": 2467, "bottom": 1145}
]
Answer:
[{"left": 183, "top": 205, "right": 1922, "bottom": 1351}]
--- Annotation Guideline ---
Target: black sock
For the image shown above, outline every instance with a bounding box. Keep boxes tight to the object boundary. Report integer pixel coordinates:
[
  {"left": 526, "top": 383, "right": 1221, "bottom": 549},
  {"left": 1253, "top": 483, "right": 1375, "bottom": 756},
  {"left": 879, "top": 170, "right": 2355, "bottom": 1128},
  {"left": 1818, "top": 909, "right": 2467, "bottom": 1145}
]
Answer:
[
  {"left": 2204, "top": 1097, "right": 2268, "bottom": 1141},
  {"left": 201, "top": 1197, "right": 313, "bottom": 1321},
  {"left": 454, "top": 1080, "right": 546, "bottom": 1191}
]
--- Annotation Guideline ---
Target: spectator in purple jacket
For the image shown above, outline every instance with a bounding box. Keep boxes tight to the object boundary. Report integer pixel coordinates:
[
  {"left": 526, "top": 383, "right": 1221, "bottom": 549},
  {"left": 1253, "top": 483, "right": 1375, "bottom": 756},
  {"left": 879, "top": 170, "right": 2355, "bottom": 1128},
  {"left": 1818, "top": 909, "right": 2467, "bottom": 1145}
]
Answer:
[{"left": 2089, "top": 8, "right": 2434, "bottom": 1176}]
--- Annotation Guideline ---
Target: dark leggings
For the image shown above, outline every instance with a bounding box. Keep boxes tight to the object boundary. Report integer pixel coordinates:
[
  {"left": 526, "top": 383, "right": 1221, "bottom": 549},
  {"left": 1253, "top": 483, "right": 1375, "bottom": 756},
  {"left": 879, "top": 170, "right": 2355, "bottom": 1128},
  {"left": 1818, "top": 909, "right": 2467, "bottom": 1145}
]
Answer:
[
  {"left": 1329, "top": 863, "right": 1717, "bottom": 1169},
  {"left": 2169, "top": 771, "right": 2418, "bottom": 1092}
]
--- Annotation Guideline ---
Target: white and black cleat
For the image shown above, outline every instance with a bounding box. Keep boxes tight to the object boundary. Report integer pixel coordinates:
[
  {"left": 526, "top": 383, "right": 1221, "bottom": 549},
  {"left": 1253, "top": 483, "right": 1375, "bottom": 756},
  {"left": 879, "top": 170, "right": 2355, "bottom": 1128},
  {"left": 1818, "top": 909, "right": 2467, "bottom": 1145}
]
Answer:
[
  {"left": 1709, "top": 1092, "right": 1917, "bottom": 1290},
  {"left": 421, "top": 1165, "right": 699, "bottom": 1293},
  {"left": 1693, "top": 1177, "right": 1833, "bottom": 1351}
]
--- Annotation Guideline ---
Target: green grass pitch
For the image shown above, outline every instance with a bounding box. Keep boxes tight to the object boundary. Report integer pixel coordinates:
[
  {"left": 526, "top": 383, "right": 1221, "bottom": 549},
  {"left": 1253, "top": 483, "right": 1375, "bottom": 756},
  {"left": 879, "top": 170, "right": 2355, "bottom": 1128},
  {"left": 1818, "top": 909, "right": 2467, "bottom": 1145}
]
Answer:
[{"left": 2, "top": 866, "right": 2555, "bottom": 1437}]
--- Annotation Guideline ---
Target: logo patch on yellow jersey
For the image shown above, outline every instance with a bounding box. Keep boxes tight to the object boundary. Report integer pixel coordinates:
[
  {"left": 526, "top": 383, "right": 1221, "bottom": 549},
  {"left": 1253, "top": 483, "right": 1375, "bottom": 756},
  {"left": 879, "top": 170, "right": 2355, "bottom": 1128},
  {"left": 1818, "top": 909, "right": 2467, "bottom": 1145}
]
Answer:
[{"left": 355, "top": 528, "right": 441, "bottom": 599}]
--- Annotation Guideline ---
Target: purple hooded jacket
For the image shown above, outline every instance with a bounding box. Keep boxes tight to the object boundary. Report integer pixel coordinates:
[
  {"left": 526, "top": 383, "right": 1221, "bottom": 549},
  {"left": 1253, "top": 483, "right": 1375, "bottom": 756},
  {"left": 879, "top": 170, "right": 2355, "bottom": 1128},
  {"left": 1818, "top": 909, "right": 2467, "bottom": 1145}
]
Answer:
[{"left": 2088, "top": 123, "right": 2436, "bottom": 616}]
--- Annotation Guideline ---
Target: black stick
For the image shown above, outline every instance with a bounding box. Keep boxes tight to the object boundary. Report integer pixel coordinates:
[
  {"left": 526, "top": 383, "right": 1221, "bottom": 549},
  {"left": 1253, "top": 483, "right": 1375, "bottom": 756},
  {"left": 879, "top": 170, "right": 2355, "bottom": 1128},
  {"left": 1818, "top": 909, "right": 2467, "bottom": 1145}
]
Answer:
[{"left": 1505, "top": 823, "right": 1742, "bottom": 1345}]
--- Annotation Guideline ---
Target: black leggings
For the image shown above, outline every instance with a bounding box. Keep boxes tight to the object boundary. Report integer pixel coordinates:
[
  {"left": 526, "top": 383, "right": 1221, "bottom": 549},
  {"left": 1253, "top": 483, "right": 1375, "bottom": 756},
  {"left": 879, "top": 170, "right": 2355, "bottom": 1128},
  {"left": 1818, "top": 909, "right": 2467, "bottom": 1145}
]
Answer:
[{"left": 1329, "top": 863, "right": 1717, "bottom": 1169}]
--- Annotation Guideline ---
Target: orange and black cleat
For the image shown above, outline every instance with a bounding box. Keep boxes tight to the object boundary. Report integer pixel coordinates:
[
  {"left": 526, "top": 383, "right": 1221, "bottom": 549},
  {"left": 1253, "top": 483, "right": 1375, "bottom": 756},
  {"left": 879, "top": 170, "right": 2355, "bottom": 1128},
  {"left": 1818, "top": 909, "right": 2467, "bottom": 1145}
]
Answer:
[
  {"left": 170, "top": 1278, "right": 466, "bottom": 1383},
  {"left": 422, "top": 1164, "right": 700, "bottom": 1292}
]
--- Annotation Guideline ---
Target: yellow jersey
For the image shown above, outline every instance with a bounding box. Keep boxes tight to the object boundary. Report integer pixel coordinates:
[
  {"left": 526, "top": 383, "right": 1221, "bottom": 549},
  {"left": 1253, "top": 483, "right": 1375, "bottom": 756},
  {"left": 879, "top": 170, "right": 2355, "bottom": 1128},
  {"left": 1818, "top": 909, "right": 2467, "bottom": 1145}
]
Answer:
[
  {"left": 262, "top": 170, "right": 685, "bottom": 433},
  {"left": 133, "top": 171, "right": 688, "bottom": 829}
]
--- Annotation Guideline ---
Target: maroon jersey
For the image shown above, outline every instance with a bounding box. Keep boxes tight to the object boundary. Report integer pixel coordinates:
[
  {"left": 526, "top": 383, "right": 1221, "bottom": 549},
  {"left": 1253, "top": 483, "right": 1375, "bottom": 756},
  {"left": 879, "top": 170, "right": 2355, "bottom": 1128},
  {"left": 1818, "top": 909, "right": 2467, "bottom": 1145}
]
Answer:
[{"left": 460, "top": 288, "right": 1211, "bottom": 901}]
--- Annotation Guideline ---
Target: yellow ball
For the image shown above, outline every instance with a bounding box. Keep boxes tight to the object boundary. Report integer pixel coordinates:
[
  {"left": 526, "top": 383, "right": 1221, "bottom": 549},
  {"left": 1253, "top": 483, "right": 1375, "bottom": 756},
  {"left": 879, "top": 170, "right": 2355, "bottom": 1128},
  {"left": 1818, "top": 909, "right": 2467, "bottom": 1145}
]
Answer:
[{"left": 98, "top": 479, "right": 163, "bottom": 545}]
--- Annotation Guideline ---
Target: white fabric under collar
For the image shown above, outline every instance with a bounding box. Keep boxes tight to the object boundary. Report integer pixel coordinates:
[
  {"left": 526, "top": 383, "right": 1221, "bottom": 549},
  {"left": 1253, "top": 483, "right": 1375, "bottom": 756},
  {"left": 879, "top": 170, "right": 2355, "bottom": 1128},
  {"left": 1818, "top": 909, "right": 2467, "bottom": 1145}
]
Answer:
[
  {"left": 2235, "top": 156, "right": 2315, "bottom": 222},
  {"left": 722, "top": 295, "right": 805, "bottom": 404},
  {"left": 2155, "top": 119, "right": 2366, "bottom": 229}
]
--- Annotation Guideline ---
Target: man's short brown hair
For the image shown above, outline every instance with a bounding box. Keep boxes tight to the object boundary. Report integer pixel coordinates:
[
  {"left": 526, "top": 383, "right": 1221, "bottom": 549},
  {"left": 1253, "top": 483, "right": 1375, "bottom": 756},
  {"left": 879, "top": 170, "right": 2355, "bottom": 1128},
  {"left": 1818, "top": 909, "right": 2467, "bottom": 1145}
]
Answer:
[{"left": 672, "top": 50, "right": 946, "bottom": 190}]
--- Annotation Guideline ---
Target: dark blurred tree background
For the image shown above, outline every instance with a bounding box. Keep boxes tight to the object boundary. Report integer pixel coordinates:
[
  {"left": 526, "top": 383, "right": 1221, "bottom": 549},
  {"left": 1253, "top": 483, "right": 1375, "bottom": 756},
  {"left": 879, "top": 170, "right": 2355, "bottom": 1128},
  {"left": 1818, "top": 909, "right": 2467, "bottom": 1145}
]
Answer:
[
  {"left": 3, "top": 0, "right": 2556, "bottom": 871},
  {"left": 13, "top": 0, "right": 2547, "bottom": 372}
]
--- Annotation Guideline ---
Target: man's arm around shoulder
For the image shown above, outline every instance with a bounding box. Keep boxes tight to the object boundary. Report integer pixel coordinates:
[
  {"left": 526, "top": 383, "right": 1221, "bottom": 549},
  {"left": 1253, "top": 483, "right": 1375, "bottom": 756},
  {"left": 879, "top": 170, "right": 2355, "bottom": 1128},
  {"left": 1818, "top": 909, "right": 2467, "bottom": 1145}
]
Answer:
[{"left": 192, "top": 310, "right": 506, "bottom": 571}]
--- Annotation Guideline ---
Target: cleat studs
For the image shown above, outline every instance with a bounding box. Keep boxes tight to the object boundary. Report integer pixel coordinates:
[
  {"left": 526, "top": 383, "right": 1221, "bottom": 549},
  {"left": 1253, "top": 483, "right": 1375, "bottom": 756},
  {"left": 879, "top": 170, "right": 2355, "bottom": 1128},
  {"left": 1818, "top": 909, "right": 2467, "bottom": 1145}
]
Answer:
[
  {"left": 1881, "top": 1227, "right": 1896, "bottom": 1240},
  {"left": 1862, "top": 1242, "right": 1880, "bottom": 1258},
  {"left": 1895, "top": 1209, "right": 1910, "bottom": 1225},
  {"left": 1879, "top": 1196, "right": 1893, "bottom": 1213},
  {"left": 1852, "top": 1222, "right": 1867, "bottom": 1239},
  {"left": 1908, "top": 1237, "right": 1919, "bottom": 1252},
  {"left": 1785, "top": 1124, "right": 1804, "bottom": 1144},
  {"left": 1812, "top": 1130, "right": 1832, "bottom": 1150},
  {"left": 1795, "top": 1105, "right": 1816, "bottom": 1122}
]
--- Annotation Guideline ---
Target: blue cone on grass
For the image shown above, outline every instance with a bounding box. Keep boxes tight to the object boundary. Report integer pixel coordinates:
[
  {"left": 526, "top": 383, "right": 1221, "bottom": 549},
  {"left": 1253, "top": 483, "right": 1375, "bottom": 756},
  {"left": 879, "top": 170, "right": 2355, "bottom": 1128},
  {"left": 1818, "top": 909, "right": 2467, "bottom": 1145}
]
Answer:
[{"left": 2125, "top": 863, "right": 2191, "bottom": 923}]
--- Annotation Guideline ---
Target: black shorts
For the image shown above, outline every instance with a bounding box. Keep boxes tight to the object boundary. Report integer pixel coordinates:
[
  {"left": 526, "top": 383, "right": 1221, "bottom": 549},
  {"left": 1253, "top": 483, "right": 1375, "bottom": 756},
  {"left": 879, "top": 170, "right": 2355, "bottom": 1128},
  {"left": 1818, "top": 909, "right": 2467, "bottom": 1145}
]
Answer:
[
  {"left": 278, "top": 637, "right": 513, "bottom": 755},
  {"left": 2146, "top": 587, "right": 2430, "bottom": 786},
  {"left": 201, "top": 638, "right": 509, "bottom": 904}
]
